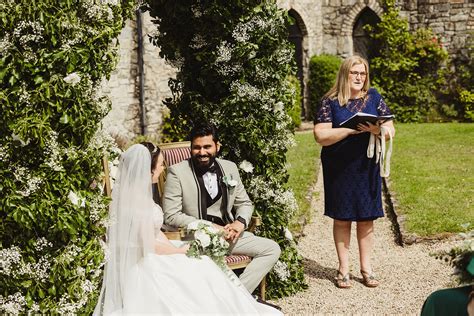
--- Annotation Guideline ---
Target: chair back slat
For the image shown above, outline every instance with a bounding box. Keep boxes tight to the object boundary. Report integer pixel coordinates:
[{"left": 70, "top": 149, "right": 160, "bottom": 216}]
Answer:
[
  {"left": 157, "top": 142, "right": 191, "bottom": 204},
  {"left": 162, "top": 146, "right": 191, "bottom": 166}
]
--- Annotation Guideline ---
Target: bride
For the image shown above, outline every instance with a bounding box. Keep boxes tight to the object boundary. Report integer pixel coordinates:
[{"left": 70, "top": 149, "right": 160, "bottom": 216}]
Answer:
[{"left": 94, "top": 144, "right": 282, "bottom": 315}]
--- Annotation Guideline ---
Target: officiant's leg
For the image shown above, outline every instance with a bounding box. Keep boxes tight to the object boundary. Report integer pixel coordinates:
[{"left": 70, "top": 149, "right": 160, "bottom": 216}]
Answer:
[{"left": 230, "top": 232, "right": 280, "bottom": 293}]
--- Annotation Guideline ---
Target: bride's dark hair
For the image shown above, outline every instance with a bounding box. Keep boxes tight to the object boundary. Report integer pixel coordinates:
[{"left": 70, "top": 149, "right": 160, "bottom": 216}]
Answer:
[
  {"left": 140, "top": 142, "right": 161, "bottom": 171},
  {"left": 140, "top": 142, "right": 162, "bottom": 205}
]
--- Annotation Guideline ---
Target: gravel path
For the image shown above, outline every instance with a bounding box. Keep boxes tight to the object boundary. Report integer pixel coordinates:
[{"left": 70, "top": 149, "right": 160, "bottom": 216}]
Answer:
[{"left": 275, "top": 166, "right": 456, "bottom": 315}]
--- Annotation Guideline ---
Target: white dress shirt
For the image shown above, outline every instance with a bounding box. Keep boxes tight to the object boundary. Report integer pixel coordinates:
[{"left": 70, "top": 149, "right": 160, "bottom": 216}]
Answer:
[{"left": 202, "top": 171, "right": 218, "bottom": 199}]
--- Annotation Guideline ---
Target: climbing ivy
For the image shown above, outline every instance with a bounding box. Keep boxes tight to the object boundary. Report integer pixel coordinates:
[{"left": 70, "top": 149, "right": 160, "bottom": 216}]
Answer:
[
  {"left": 144, "top": 0, "right": 307, "bottom": 297},
  {"left": 0, "top": 0, "right": 134, "bottom": 313}
]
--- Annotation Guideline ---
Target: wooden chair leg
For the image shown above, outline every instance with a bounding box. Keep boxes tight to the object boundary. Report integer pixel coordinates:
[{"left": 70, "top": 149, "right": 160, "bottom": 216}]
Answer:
[{"left": 259, "top": 276, "right": 266, "bottom": 301}]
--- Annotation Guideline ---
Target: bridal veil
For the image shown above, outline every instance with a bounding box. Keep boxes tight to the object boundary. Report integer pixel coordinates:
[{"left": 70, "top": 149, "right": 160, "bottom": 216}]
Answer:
[{"left": 94, "top": 144, "right": 156, "bottom": 315}]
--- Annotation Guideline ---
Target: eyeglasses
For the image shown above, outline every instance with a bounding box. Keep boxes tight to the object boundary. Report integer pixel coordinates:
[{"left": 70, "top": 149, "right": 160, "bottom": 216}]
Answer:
[{"left": 349, "top": 71, "right": 367, "bottom": 77}]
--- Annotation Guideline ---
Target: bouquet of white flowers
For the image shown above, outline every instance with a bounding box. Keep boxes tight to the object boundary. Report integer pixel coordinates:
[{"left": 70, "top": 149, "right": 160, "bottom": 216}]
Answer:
[{"left": 186, "top": 221, "right": 230, "bottom": 269}]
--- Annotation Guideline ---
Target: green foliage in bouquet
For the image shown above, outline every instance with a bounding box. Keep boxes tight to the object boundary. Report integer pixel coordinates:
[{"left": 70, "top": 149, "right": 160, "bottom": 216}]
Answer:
[
  {"left": 144, "top": 0, "right": 307, "bottom": 297},
  {"left": 186, "top": 221, "right": 229, "bottom": 270},
  {"left": 0, "top": 0, "right": 134, "bottom": 313}
]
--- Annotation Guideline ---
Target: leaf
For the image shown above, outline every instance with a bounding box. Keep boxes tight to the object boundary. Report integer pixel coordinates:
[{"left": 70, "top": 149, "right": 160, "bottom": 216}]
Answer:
[{"left": 60, "top": 113, "right": 69, "bottom": 124}]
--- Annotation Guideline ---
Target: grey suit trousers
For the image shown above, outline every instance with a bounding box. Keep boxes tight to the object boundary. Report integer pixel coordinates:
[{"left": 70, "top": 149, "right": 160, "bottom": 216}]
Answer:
[{"left": 230, "top": 231, "right": 281, "bottom": 293}]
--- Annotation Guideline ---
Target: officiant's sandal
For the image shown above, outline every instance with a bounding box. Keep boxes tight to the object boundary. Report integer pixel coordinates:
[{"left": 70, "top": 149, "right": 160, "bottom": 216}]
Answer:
[
  {"left": 336, "top": 271, "right": 352, "bottom": 289},
  {"left": 360, "top": 270, "right": 379, "bottom": 287}
]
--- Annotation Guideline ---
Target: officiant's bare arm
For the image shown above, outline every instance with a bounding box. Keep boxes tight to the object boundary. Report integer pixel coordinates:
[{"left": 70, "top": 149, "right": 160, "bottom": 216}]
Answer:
[
  {"left": 314, "top": 122, "right": 361, "bottom": 146},
  {"left": 155, "top": 231, "right": 190, "bottom": 255}
]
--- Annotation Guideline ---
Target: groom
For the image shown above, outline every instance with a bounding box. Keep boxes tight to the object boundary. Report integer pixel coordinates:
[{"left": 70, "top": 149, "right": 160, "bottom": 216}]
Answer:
[{"left": 163, "top": 122, "right": 281, "bottom": 294}]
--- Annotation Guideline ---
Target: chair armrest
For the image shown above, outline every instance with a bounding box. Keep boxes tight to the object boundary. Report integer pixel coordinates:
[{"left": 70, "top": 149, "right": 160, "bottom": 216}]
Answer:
[
  {"left": 163, "top": 231, "right": 184, "bottom": 240},
  {"left": 161, "top": 224, "right": 185, "bottom": 240},
  {"left": 247, "top": 215, "right": 261, "bottom": 233}
]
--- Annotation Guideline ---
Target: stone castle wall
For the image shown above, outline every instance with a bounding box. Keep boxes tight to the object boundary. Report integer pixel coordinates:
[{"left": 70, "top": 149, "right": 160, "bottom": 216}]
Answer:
[
  {"left": 102, "top": 12, "right": 178, "bottom": 143},
  {"left": 103, "top": 1, "right": 472, "bottom": 138},
  {"left": 402, "top": 0, "right": 473, "bottom": 61}
]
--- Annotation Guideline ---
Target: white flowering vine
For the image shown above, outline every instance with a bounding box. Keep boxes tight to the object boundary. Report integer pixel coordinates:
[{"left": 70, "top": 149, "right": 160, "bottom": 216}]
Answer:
[
  {"left": 63, "top": 72, "right": 81, "bottom": 85},
  {"left": 239, "top": 160, "right": 254, "bottom": 173}
]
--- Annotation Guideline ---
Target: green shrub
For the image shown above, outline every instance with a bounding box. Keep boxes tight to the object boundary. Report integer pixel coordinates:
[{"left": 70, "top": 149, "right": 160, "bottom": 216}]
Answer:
[
  {"left": 307, "top": 54, "right": 341, "bottom": 120},
  {"left": 0, "top": 0, "right": 133, "bottom": 313},
  {"left": 448, "top": 39, "right": 474, "bottom": 122},
  {"left": 459, "top": 89, "right": 474, "bottom": 121},
  {"left": 144, "top": 0, "right": 307, "bottom": 297},
  {"left": 287, "top": 76, "right": 302, "bottom": 129},
  {"left": 367, "top": 0, "right": 449, "bottom": 122}
]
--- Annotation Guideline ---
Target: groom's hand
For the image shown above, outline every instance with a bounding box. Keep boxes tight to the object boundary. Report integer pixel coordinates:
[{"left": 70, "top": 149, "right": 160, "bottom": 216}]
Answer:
[
  {"left": 224, "top": 221, "right": 245, "bottom": 243},
  {"left": 212, "top": 224, "right": 235, "bottom": 241}
]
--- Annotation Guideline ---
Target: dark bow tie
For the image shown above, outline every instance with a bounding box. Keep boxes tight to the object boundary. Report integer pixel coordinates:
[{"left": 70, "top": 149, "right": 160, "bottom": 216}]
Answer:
[
  {"left": 194, "top": 162, "right": 218, "bottom": 175},
  {"left": 207, "top": 163, "right": 218, "bottom": 173}
]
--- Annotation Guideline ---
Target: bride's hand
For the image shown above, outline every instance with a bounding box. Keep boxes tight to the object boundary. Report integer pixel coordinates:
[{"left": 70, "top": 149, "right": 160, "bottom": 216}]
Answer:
[{"left": 180, "top": 243, "right": 190, "bottom": 253}]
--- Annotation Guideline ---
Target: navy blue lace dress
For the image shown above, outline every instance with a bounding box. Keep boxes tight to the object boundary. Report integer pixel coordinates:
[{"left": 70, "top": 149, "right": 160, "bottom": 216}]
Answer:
[{"left": 314, "top": 88, "right": 392, "bottom": 221}]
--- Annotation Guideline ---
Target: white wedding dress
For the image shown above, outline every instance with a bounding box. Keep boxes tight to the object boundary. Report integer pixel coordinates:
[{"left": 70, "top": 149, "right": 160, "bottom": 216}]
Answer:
[
  {"left": 122, "top": 206, "right": 281, "bottom": 315},
  {"left": 94, "top": 144, "right": 281, "bottom": 315}
]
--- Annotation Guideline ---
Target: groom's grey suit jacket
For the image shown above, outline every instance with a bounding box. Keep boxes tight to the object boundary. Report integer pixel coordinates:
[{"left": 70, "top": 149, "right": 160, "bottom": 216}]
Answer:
[{"left": 163, "top": 158, "right": 254, "bottom": 228}]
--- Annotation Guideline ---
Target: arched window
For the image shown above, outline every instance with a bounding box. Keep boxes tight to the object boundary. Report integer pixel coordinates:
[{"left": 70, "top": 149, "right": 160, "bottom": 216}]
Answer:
[{"left": 353, "top": 7, "right": 381, "bottom": 63}]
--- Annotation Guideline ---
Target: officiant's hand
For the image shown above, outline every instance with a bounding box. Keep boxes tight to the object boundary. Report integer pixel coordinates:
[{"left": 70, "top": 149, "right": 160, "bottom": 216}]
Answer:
[
  {"left": 357, "top": 122, "right": 380, "bottom": 135},
  {"left": 224, "top": 221, "right": 245, "bottom": 243}
]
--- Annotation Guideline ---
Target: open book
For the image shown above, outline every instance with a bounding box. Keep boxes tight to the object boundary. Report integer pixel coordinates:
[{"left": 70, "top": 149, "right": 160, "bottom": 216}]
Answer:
[{"left": 339, "top": 113, "right": 394, "bottom": 130}]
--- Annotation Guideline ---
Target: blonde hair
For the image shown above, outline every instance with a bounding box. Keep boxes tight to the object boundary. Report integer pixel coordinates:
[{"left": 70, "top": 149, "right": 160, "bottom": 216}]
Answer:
[{"left": 324, "top": 55, "right": 370, "bottom": 106}]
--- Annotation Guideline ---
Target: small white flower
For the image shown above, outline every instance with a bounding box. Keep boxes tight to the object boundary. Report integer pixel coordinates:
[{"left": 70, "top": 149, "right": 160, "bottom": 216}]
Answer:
[
  {"left": 239, "top": 160, "right": 254, "bottom": 173},
  {"left": 219, "top": 238, "right": 229, "bottom": 248},
  {"left": 187, "top": 220, "right": 200, "bottom": 231},
  {"left": 195, "top": 230, "right": 211, "bottom": 248},
  {"left": 284, "top": 227, "right": 293, "bottom": 241},
  {"left": 110, "top": 165, "right": 118, "bottom": 180},
  {"left": 68, "top": 191, "right": 80, "bottom": 206},
  {"left": 223, "top": 175, "right": 238, "bottom": 188},
  {"left": 63, "top": 72, "right": 81, "bottom": 85},
  {"left": 206, "top": 225, "right": 219, "bottom": 234},
  {"left": 68, "top": 191, "right": 85, "bottom": 207},
  {"left": 274, "top": 102, "right": 284, "bottom": 112},
  {"left": 11, "top": 133, "right": 29, "bottom": 146},
  {"left": 273, "top": 260, "right": 290, "bottom": 281}
]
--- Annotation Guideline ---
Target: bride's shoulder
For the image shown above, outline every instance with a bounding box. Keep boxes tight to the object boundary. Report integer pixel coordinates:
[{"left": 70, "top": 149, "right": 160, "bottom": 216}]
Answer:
[{"left": 152, "top": 203, "right": 163, "bottom": 213}]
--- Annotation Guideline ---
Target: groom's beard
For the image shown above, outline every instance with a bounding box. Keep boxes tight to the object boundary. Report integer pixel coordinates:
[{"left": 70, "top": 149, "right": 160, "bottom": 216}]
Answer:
[{"left": 191, "top": 154, "right": 217, "bottom": 174}]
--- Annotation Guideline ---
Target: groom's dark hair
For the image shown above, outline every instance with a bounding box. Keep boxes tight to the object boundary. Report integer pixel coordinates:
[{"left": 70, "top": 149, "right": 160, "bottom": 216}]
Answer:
[{"left": 189, "top": 123, "right": 219, "bottom": 144}]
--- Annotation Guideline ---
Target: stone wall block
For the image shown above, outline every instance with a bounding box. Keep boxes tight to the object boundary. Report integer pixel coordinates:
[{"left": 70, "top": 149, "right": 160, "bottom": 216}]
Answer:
[
  {"left": 454, "top": 22, "right": 467, "bottom": 31},
  {"left": 450, "top": 13, "right": 469, "bottom": 22},
  {"left": 434, "top": 3, "right": 450, "bottom": 11},
  {"left": 445, "top": 21, "right": 455, "bottom": 30}
]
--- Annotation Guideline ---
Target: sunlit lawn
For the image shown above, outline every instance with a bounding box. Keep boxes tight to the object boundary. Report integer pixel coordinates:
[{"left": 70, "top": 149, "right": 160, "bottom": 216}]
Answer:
[
  {"left": 286, "top": 123, "right": 474, "bottom": 238},
  {"left": 286, "top": 130, "right": 321, "bottom": 234},
  {"left": 389, "top": 123, "right": 474, "bottom": 236}
]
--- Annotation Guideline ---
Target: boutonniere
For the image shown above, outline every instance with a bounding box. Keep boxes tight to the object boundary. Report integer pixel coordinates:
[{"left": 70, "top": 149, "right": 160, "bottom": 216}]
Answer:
[{"left": 222, "top": 175, "right": 238, "bottom": 188}]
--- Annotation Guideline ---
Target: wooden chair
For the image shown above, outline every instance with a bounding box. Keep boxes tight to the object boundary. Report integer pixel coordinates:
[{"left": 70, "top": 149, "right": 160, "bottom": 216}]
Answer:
[
  {"left": 158, "top": 142, "right": 266, "bottom": 299},
  {"left": 102, "top": 156, "right": 112, "bottom": 198}
]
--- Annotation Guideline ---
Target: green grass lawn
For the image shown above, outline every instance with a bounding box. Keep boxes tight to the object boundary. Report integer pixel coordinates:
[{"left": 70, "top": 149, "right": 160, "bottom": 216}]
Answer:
[
  {"left": 390, "top": 123, "right": 474, "bottom": 236},
  {"left": 286, "top": 130, "right": 321, "bottom": 234}
]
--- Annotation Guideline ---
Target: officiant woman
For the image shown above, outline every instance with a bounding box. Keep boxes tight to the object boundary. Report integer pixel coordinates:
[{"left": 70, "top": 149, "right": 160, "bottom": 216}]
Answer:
[{"left": 313, "top": 55, "right": 395, "bottom": 289}]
